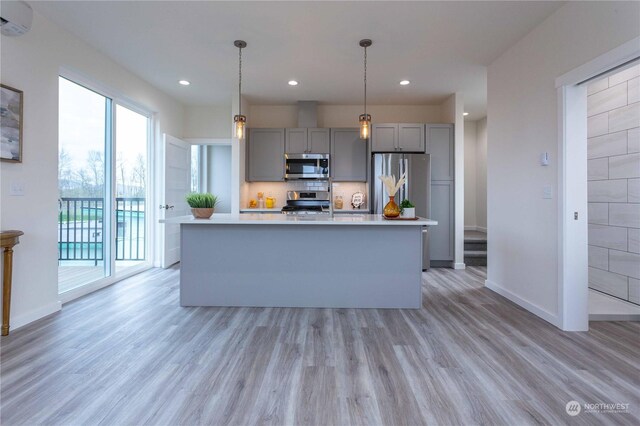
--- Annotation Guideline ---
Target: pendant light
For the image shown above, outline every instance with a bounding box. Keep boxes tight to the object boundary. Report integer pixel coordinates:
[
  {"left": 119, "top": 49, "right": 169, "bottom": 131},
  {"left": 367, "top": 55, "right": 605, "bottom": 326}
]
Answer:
[
  {"left": 233, "top": 40, "right": 247, "bottom": 139},
  {"left": 358, "top": 39, "right": 372, "bottom": 140}
]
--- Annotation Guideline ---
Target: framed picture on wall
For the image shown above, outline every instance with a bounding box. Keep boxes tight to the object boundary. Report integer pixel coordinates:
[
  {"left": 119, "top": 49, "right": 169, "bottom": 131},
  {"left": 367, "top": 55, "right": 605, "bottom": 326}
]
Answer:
[{"left": 1, "top": 84, "right": 23, "bottom": 163}]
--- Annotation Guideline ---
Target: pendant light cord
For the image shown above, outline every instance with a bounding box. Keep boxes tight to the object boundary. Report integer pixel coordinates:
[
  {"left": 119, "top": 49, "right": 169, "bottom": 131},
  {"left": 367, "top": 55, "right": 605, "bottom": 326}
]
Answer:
[
  {"left": 364, "top": 45, "right": 367, "bottom": 116},
  {"left": 238, "top": 46, "right": 242, "bottom": 116}
]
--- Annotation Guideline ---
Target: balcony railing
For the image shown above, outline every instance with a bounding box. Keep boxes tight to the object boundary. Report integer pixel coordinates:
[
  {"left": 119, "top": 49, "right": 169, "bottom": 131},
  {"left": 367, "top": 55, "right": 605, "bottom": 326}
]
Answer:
[{"left": 58, "top": 197, "right": 146, "bottom": 263}]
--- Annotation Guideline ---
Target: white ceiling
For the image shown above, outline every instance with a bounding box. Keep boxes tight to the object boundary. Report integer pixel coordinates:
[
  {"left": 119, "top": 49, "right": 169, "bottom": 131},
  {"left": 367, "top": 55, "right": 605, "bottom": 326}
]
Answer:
[{"left": 32, "top": 1, "right": 564, "bottom": 119}]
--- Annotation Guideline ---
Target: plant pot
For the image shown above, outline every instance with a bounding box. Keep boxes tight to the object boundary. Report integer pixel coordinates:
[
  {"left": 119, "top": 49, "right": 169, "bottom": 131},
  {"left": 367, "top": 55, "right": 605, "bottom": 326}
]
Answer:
[
  {"left": 191, "top": 208, "right": 214, "bottom": 219},
  {"left": 401, "top": 207, "right": 416, "bottom": 218},
  {"left": 383, "top": 196, "right": 401, "bottom": 218}
]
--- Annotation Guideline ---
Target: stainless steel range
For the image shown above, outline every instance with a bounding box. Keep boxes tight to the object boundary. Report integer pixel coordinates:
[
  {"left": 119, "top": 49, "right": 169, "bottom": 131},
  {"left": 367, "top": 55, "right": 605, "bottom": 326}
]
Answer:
[{"left": 281, "top": 190, "right": 330, "bottom": 215}]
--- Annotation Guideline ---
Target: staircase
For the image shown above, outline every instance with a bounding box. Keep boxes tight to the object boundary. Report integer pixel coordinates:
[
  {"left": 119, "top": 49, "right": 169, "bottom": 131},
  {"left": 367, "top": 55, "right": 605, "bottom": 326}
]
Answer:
[{"left": 464, "top": 231, "right": 487, "bottom": 266}]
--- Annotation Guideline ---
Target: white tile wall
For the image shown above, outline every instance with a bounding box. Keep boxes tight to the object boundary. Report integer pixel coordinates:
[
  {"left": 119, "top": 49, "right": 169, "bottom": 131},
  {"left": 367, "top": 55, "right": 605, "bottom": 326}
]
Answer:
[
  {"left": 608, "top": 64, "right": 640, "bottom": 86},
  {"left": 608, "top": 203, "right": 640, "bottom": 228},
  {"left": 588, "top": 131, "right": 628, "bottom": 159},
  {"left": 629, "top": 128, "right": 640, "bottom": 153},
  {"left": 609, "top": 250, "right": 640, "bottom": 279},
  {"left": 587, "top": 77, "right": 609, "bottom": 95},
  {"left": 587, "top": 65, "right": 639, "bottom": 304},
  {"left": 588, "top": 202, "right": 609, "bottom": 225},
  {"left": 629, "top": 77, "right": 640, "bottom": 104},
  {"left": 587, "top": 82, "right": 627, "bottom": 117},
  {"left": 588, "top": 179, "right": 627, "bottom": 202},
  {"left": 630, "top": 278, "right": 640, "bottom": 304},
  {"left": 629, "top": 178, "right": 640, "bottom": 202},
  {"left": 589, "top": 245, "right": 609, "bottom": 270},
  {"left": 588, "top": 224, "right": 628, "bottom": 250},
  {"left": 609, "top": 153, "right": 640, "bottom": 179},
  {"left": 629, "top": 228, "right": 640, "bottom": 254},
  {"left": 609, "top": 103, "right": 640, "bottom": 133},
  {"left": 587, "top": 158, "right": 608, "bottom": 180},
  {"left": 588, "top": 267, "right": 628, "bottom": 299},
  {"left": 588, "top": 112, "right": 609, "bottom": 138}
]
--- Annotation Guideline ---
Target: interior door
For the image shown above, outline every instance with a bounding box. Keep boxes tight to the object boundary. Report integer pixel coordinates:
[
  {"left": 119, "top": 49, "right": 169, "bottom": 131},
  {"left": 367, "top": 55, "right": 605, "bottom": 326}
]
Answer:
[{"left": 161, "top": 134, "right": 191, "bottom": 268}]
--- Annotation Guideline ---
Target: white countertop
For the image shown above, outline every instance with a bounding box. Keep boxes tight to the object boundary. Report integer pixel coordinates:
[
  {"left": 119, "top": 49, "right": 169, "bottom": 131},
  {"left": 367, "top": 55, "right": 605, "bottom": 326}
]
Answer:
[
  {"left": 161, "top": 213, "right": 437, "bottom": 226},
  {"left": 240, "top": 208, "right": 370, "bottom": 214}
]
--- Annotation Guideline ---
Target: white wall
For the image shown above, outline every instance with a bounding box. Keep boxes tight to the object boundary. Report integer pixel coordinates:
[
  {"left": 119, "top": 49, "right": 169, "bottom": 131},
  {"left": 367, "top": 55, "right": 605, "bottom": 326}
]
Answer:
[
  {"left": 476, "top": 117, "right": 487, "bottom": 230},
  {"left": 184, "top": 105, "right": 232, "bottom": 138},
  {"left": 207, "top": 145, "right": 232, "bottom": 213},
  {"left": 248, "top": 104, "right": 443, "bottom": 128},
  {"left": 486, "top": 1, "right": 639, "bottom": 325},
  {"left": 463, "top": 118, "right": 488, "bottom": 232},
  {"left": 0, "top": 11, "right": 185, "bottom": 329},
  {"left": 464, "top": 121, "right": 478, "bottom": 229}
]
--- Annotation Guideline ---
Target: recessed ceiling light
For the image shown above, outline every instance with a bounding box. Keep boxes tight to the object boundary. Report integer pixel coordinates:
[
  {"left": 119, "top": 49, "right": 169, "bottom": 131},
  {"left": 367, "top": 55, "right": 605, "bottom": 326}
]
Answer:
[
  {"left": 399, "top": 80, "right": 410, "bottom": 86},
  {"left": 288, "top": 80, "right": 299, "bottom": 86},
  {"left": 463, "top": 112, "right": 469, "bottom": 116},
  {"left": 179, "top": 80, "right": 190, "bottom": 86}
]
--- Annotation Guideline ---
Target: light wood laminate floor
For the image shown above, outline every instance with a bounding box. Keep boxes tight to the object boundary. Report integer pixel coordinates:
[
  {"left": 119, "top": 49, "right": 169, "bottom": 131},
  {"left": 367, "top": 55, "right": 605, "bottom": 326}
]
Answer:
[{"left": 2, "top": 266, "right": 639, "bottom": 425}]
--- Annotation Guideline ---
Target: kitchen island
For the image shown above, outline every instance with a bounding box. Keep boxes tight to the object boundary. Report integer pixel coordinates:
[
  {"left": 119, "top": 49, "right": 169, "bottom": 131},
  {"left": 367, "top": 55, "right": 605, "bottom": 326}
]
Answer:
[{"left": 160, "top": 214, "right": 437, "bottom": 309}]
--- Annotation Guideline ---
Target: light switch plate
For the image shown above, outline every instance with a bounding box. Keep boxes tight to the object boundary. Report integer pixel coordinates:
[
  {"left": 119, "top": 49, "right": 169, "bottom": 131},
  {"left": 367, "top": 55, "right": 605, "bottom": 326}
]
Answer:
[
  {"left": 10, "top": 179, "right": 25, "bottom": 196},
  {"left": 543, "top": 185, "right": 553, "bottom": 199}
]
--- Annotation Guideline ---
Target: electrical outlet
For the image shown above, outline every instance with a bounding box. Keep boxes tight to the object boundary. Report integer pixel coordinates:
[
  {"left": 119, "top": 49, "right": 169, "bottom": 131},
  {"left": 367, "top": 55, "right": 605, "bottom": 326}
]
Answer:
[
  {"left": 9, "top": 179, "right": 25, "bottom": 196},
  {"left": 543, "top": 185, "right": 552, "bottom": 199}
]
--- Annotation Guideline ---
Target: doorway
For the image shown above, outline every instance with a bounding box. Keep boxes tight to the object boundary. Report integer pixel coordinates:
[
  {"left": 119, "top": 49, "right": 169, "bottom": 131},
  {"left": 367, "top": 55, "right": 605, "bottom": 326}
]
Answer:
[
  {"left": 58, "top": 76, "right": 152, "bottom": 296},
  {"left": 585, "top": 62, "right": 640, "bottom": 320},
  {"left": 556, "top": 37, "right": 640, "bottom": 330}
]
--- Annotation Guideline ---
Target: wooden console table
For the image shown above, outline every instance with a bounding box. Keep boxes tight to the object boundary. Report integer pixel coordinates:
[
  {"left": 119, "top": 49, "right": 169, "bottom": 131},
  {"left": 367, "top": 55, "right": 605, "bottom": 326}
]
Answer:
[{"left": 1, "top": 230, "right": 23, "bottom": 336}]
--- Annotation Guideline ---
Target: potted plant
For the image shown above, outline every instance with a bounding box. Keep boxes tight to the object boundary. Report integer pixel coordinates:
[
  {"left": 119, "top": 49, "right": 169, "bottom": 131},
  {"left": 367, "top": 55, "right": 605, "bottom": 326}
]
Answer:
[
  {"left": 400, "top": 199, "right": 416, "bottom": 218},
  {"left": 186, "top": 192, "right": 220, "bottom": 219}
]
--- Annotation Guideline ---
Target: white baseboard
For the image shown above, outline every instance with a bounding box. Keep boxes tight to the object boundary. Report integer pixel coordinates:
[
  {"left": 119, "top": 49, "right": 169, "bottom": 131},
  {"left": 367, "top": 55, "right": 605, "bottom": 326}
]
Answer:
[
  {"left": 453, "top": 262, "right": 466, "bottom": 270},
  {"left": 464, "top": 226, "right": 487, "bottom": 233},
  {"left": 11, "top": 300, "right": 62, "bottom": 331},
  {"left": 476, "top": 226, "right": 487, "bottom": 233},
  {"left": 485, "top": 279, "right": 560, "bottom": 328}
]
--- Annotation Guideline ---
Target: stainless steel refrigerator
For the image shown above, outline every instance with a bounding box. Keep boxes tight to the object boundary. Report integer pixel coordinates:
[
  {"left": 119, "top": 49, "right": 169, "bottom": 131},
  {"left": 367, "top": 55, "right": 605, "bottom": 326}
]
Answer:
[{"left": 372, "top": 153, "right": 432, "bottom": 270}]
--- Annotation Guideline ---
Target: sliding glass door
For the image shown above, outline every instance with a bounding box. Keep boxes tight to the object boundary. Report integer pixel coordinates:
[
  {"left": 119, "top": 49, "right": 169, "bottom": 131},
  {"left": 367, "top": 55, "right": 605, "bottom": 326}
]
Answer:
[
  {"left": 58, "top": 77, "right": 150, "bottom": 295},
  {"left": 115, "top": 105, "right": 149, "bottom": 272}
]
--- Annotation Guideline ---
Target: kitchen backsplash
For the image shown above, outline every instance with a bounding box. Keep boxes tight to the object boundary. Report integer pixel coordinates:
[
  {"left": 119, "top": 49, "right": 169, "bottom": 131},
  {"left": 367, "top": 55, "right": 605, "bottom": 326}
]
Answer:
[{"left": 242, "top": 181, "right": 368, "bottom": 211}]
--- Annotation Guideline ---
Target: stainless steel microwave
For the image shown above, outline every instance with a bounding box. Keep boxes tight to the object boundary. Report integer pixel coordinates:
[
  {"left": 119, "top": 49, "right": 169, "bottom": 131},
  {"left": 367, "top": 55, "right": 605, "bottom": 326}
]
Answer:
[{"left": 284, "top": 153, "right": 330, "bottom": 180}]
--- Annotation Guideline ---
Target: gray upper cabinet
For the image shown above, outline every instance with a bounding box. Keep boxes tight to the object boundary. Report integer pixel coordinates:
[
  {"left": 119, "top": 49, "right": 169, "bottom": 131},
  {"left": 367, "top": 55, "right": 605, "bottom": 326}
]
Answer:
[
  {"left": 308, "top": 128, "right": 330, "bottom": 153},
  {"left": 331, "top": 128, "right": 367, "bottom": 182},
  {"left": 372, "top": 123, "right": 425, "bottom": 152},
  {"left": 398, "top": 123, "right": 425, "bottom": 152},
  {"left": 426, "top": 124, "right": 454, "bottom": 181},
  {"left": 285, "top": 128, "right": 308, "bottom": 154},
  {"left": 247, "top": 128, "right": 285, "bottom": 182},
  {"left": 372, "top": 123, "right": 398, "bottom": 152},
  {"left": 285, "top": 128, "right": 330, "bottom": 154}
]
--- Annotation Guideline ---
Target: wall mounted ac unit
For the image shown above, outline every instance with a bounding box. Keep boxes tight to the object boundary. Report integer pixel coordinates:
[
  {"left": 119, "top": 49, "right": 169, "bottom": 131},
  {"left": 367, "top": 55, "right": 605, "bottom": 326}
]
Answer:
[{"left": 0, "top": 1, "right": 33, "bottom": 36}]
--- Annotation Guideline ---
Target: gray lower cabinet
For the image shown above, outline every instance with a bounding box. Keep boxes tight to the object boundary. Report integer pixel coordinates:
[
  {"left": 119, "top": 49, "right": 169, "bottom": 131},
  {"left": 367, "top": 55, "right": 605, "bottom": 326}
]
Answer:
[
  {"left": 331, "top": 128, "right": 367, "bottom": 181},
  {"left": 285, "top": 128, "right": 330, "bottom": 153},
  {"left": 430, "top": 180, "right": 454, "bottom": 261},
  {"left": 246, "top": 128, "right": 285, "bottom": 182},
  {"left": 372, "top": 123, "right": 425, "bottom": 152},
  {"left": 426, "top": 124, "right": 454, "bottom": 180}
]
